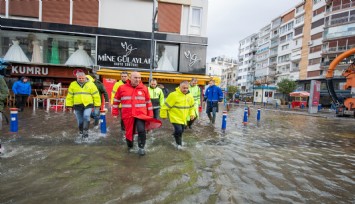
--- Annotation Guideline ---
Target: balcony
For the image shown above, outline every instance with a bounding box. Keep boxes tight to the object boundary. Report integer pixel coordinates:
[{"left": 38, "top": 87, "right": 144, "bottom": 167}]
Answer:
[
  {"left": 326, "top": 2, "right": 355, "bottom": 14},
  {"left": 269, "top": 51, "right": 278, "bottom": 57},
  {"left": 322, "top": 44, "right": 355, "bottom": 54},
  {"left": 270, "top": 41, "right": 279, "bottom": 48},
  {"left": 291, "top": 50, "right": 301, "bottom": 62},
  {"left": 325, "top": 15, "right": 355, "bottom": 27},
  {"left": 324, "top": 30, "right": 355, "bottom": 40}
]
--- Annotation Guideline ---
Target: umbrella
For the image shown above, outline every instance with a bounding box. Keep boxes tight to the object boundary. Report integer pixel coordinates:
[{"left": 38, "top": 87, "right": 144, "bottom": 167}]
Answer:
[{"left": 289, "top": 91, "right": 310, "bottom": 97}]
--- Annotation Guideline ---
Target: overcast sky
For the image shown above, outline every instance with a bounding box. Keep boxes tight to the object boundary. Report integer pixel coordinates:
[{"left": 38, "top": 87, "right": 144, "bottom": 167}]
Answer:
[{"left": 206, "top": 0, "right": 301, "bottom": 61}]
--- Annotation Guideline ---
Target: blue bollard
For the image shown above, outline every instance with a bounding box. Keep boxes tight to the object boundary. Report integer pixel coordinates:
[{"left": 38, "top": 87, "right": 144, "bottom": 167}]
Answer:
[
  {"left": 243, "top": 107, "right": 248, "bottom": 125},
  {"left": 221, "top": 111, "right": 227, "bottom": 133},
  {"left": 275, "top": 103, "right": 278, "bottom": 109},
  {"left": 100, "top": 110, "right": 107, "bottom": 134},
  {"left": 10, "top": 108, "right": 18, "bottom": 132},
  {"left": 257, "top": 108, "right": 261, "bottom": 122}
]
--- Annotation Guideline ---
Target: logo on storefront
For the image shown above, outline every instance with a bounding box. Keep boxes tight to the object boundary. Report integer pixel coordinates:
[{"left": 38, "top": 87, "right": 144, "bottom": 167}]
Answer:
[
  {"left": 184, "top": 51, "right": 201, "bottom": 67},
  {"left": 121, "top": 42, "right": 137, "bottom": 57},
  {"left": 97, "top": 36, "right": 151, "bottom": 69}
]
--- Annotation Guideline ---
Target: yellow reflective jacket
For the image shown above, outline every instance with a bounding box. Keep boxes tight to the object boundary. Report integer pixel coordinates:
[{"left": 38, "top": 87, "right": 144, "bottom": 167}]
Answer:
[
  {"left": 111, "top": 80, "right": 124, "bottom": 105},
  {"left": 160, "top": 87, "right": 195, "bottom": 125},
  {"left": 148, "top": 86, "right": 164, "bottom": 109},
  {"left": 66, "top": 80, "right": 101, "bottom": 107},
  {"left": 189, "top": 84, "right": 201, "bottom": 106}
]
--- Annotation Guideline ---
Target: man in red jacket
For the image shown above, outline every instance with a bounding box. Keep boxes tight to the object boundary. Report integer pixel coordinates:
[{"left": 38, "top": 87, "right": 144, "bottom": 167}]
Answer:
[{"left": 112, "top": 71, "right": 161, "bottom": 156}]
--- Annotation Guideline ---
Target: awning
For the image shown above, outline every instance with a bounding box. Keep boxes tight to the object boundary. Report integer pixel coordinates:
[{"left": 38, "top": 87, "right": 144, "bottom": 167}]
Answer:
[{"left": 96, "top": 68, "right": 212, "bottom": 85}]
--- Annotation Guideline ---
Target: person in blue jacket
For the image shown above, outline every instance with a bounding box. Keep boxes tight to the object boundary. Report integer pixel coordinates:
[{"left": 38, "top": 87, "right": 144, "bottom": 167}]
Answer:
[
  {"left": 204, "top": 80, "right": 223, "bottom": 124},
  {"left": 12, "top": 77, "right": 31, "bottom": 112}
]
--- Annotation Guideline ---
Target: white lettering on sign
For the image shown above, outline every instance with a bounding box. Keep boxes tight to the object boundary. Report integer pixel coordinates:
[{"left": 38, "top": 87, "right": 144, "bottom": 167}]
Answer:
[
  {"left": 184, "top": 51, "right": 201, "bottom": 67},
  {"left": 11, "top": 66, "right": 49, "bottom": 75}
]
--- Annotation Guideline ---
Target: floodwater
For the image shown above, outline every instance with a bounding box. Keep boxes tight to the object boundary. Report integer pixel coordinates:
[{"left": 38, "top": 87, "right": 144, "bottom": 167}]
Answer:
[{"left": 0, "top": 106, "right": 354, "bottom": 204}]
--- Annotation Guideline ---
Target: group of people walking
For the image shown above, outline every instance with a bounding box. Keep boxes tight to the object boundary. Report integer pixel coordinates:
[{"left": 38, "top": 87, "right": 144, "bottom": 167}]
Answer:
[
  {"left": 65, "top": 70, "right": 224, "bottom": 156},
  {"left": 0, "top": 69, "right": 224, "bottom": 156}
]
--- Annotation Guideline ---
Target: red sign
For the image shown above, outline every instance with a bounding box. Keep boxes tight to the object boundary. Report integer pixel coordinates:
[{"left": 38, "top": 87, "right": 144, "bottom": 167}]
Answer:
[
  {"left": 312, "top": 81, "right": 321, "bottom": 106},
  {"left": 10, "top": 63, "right": 88, "bottom": 78}
]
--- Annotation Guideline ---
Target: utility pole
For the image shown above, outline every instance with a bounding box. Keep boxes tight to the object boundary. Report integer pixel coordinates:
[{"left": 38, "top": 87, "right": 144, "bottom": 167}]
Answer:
[{"left": 149, "top": 0, "right": 158, "bottom": 85}]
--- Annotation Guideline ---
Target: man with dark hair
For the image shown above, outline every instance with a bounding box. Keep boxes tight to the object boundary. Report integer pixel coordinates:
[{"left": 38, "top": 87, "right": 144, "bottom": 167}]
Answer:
[
  {"left": 148, "top": 79, "right": 164, "bottom": 119},
  {"left": 12, "top": 76, "right": 31, "bottom": 112},
  {"left": 87, "top": 74, "right": 109, "bottom": 127},
  {"left": 111, "top": 71, "right": 128, "bottom": 131},
  {"left": 204, "top": 80, "right": 223, "bottom": 124},
  {"left": 187, "top": 78, "right": 201, "bottom": 129}
]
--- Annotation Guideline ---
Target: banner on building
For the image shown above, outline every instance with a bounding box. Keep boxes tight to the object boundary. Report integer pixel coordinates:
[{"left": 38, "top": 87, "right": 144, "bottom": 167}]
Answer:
[{"left": 97, "top": 36, "right": 151, "bottom": 69}]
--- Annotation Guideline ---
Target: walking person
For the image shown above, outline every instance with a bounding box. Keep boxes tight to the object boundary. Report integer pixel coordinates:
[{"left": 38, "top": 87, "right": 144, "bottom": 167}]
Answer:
[
  {"left": 66, "top": 71, "right": 101, "bottom": 138},
  {"left": 187, "top": 78, "right": 201, "bottom": 129},
  {"left": 12, "top": 76, "right": 31, "bottom": 112},
  {"left": 112, "top": 71, "right": 161, "bottom": 156},
  {"left": 0, "top": 71, "right": 9, "bottom": 132},
  {"left": 111, "top": 71, "right": 128, "bottom": 131},
  {"left": 160, "top": 81, "right": 195, "bottom": 150},
  {"left": 148, "top": 79, "right": 164, "bottom": 119},
  {"left": 204, "top": 80, "right": 223, "bottom": 124},
  {"left": 87, "top": 74, "right": 109, "bottom": 127}
]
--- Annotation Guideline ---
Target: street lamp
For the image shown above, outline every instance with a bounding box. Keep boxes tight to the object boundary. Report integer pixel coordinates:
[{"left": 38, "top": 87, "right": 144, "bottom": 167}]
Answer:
[{"left": 149, "top": 0, "right": 158, "bottom": 84}]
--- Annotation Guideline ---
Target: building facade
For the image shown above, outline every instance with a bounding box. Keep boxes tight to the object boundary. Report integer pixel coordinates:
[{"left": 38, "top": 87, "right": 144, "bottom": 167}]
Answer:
[
  {"left": 0, "top": 0, "right": 210, "bottom": 91},
  {"left": 207, "top": 55, "right": 238, "bottom": 88},
  {"left": 236, "top": 0, "right": 355, "bottom": 105}
]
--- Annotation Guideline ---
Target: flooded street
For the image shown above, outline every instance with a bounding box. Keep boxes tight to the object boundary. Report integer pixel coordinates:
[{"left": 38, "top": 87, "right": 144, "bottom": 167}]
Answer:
[{"left": 1, "top": 106, "right": 354, "bottom": 204}]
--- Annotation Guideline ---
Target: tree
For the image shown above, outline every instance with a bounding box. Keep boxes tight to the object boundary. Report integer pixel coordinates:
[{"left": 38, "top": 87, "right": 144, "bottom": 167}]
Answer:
[
  {"left": 277, "top": 79, "right": 297, "bottom": 102},
  {"left": 227, "top": 85, "right": 238, "bottom": 100}
]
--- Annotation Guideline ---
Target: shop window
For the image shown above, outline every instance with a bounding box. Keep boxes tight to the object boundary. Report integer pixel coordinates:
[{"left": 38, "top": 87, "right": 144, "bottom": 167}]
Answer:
[
  {"left": 155, "top": 43, "right": 179, "bottom": 72},
  {"left": 0, "top": 30, "right": 95, "bottom": 66}
]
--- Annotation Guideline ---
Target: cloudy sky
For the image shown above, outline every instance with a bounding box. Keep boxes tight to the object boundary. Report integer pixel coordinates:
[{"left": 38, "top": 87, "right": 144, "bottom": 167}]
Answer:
[{"left": 206, "top": 0, "right": 301, "bottom": 61}]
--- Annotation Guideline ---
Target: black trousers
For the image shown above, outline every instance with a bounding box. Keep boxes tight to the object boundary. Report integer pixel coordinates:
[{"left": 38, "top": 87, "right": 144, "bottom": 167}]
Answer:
[
  {"left": 126, "top": 118, "right": 146, "bottom": 149},
  {"left": 15, "top": 94, "right": 28, "bottom": 111},
  {"left": 172, "top": 123, "right": 185, "bottom": 145},
  {"left": 152, "top": 108, "right": 160, "bottom": 119}
]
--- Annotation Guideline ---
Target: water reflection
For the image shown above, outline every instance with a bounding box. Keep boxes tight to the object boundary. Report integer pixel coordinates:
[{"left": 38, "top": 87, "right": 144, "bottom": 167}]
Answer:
[{"left": 0, "top": 107, "right": 354, "bottom": 203}]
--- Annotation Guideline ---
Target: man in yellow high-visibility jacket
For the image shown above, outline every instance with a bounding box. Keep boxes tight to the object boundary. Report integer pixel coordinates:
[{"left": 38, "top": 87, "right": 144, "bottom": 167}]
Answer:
[
  {"left": 148, "top": 79, "right": 164, "bottom": 119},
  {"left": 66, "top": 71, "right": 101, "bottom": 138},
  {"left": 160, "top": 81, "right": 195, "bottom": 150},
  {"left": 110, "top": 71, "right": 128, "bottom": 131},
  {"left": 187, "top": 78, "right": 201, "bottom": 129}
]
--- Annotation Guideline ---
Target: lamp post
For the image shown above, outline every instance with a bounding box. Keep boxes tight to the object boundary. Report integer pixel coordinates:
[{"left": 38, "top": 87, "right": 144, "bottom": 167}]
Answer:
[{"left": 149, "top": 0, "right": 158, "bottom": 84}]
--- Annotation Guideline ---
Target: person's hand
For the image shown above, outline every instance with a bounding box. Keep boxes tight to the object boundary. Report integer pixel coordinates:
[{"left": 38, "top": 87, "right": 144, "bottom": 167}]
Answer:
[
  {"left": 67, "top": 107, "right": 72, "bottom": 112},
  {"left": 190, "top": 115, "right": 195, "bottom": 121},
  {"left": 113, "top": 116, "right": 118, "bottom": 119}
]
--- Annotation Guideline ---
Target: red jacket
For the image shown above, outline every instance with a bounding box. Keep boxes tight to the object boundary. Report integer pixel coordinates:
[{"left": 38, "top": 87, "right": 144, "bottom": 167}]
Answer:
[{"left": 112, "top": 80, "right": 153, "bottom": 118}]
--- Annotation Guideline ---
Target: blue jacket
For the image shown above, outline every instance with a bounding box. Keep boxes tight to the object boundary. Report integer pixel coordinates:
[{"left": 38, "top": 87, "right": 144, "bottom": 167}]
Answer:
[
  {"left": 204, "top": 85, "right": 223, "bottom": 102},
  {"left": 12, "top": 79, "right": 31, "bottom": 95}
]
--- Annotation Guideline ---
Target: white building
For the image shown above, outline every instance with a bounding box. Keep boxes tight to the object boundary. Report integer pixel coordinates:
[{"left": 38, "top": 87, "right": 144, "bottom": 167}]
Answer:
[
  {"left": 207, "top": 55, "right": 238, "bottom": 88},
  {"left": 237, "top": 34, "right": 258, "bottom": 95}
]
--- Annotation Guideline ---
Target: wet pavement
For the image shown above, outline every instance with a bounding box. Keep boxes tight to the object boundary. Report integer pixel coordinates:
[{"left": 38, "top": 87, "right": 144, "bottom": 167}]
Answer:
[{"left": 0, "top": 105, "right": 354, "bottom": 204}]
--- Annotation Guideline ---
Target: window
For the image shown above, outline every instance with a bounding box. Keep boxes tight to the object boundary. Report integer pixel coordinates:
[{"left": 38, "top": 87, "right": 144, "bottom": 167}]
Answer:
[
  {"left": 282, "top": 44, "right": 289, "bottom": 50},
  {"left": 296, "top": 15, "right": 304, "bottom": 24},
  {"left": 313, "top": 0, "right": 322, "bottom": 4},
  {"left": 189, "top": 7, "right": 202, "bottom": 35},
  {"left": 278, "top": 54, "right": 290, "bottom": 63},
  {"left": 155, "top": 43, "right": 179, "bottom": 72},
  {"left": 311, "top": 32, "right": 323, "bottom": 40},
  {"left": 279, "top": 21, "right": 294, "bottom": 35},
  {"left": 0, "top": 30, "right": 96, "bottom": 66},
  {"left": 310, "top": 45, "right": 322, "bottom": 53},
  {"left": 313, "top": 6, "right": 325, "bottom": 17},
  {"left": 308, "top": 58, "right": 321, "bottom": 65},
  {"left": 311, "top": 18, "right": 324, "bottom": 29},
  {"left": 295, "top": 26, "right": 303, "bottom": 36}
]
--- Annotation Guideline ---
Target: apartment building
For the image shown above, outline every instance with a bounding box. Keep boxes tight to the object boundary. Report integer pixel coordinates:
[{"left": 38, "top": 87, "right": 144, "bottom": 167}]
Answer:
[
  {"left": 236, "top": 0, "right": 355, "bottom": 105},
  {"left": 0, "top": 0, "right": 210, "bottom": 90},
  {"left": 237, "top": 34, "right": 258, "bottom": 96},
  {"left": 207, "top": 56, "right": 238, "bottom": 88}
]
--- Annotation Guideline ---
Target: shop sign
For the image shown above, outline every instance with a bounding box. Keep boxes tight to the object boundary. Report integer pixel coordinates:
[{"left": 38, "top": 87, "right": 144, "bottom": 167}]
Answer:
[
  {"left": 141, "top": 77, "right": 176, "bottom": 83},
  {"left": 97, "top": 36, "right": 151, "bottom": 69},
  {"left": 10, "top": 64, "right": 85, "bottom": 78},
  {"left": 179, "top": 44, "right": 207, "bottom": 74}
]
